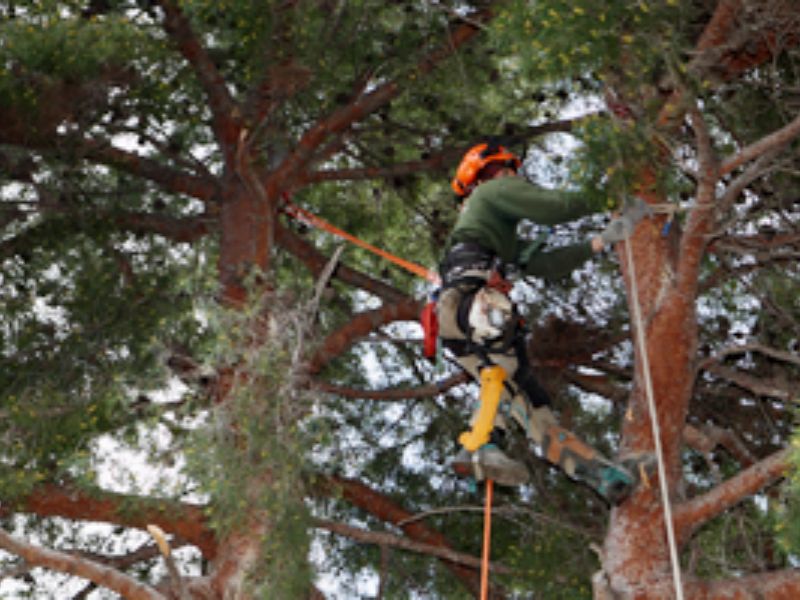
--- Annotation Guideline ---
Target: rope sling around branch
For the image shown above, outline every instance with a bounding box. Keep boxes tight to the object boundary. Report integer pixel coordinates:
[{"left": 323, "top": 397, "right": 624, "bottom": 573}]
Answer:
[{"left": 623, "top": 238, "right": 684, "bottom": 600}]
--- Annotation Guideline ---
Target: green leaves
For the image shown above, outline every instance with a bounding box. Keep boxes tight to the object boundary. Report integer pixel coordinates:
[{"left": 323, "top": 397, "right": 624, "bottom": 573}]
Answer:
[
  {"left": 492, "top": 0, "right": 683, "bottom": 82},
  {"left": 0, "top": 12, "right": 143, "bottom": 84}
]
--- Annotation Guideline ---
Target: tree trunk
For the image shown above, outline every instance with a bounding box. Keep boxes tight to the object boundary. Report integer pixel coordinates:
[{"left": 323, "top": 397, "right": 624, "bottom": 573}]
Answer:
[
  {"left": 207, "top": 170, "right": 276, "bottom": 598},
  {"left": 218, "top": 174, "right": 274, "bottom": 306},
  {"left": 601, "top": 211, "right": 698, "bottom": 598}
]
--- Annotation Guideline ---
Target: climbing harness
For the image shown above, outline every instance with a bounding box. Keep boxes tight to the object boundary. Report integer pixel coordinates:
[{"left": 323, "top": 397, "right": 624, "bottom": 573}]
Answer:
[
  {"left": 623, "top": 236, "right": 685, "bottom": 600},
  {"left": 281, "top": 193, "right": 441, "bottom": 285}
]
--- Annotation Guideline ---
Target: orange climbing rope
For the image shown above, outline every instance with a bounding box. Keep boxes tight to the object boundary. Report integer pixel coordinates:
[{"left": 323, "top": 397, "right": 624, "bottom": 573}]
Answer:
[
  {"left": 481, "top": 479, "right": 494, "bottom": 600},
  {"left": 281, "top": 194, "right": 441, "bottom": 285}
]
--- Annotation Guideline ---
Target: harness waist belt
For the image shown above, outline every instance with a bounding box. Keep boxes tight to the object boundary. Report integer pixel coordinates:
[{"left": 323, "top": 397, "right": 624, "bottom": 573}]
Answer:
[{"left": 440, "top": 241, "right": 498, "bottom": 287}]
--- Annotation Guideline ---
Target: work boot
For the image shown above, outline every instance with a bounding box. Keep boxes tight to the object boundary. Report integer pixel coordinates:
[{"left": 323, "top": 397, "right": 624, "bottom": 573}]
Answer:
[
  {"left": 542, "top": 424, "right": 654, "bottom": 505},
  {"left": 451, "top": 444, "right": 529, "bottom": 487},
  {"left": 574, "top": 452, "right": 658, "bottom": 505},
  {"left": 574, "top": 457, "right": 637, "bottom": 505}
]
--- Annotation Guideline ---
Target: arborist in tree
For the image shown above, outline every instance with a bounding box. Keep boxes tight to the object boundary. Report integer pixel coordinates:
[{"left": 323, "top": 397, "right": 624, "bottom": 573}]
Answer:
[{"left": 437, "top": 142, "right": 651, "bottom": 504}]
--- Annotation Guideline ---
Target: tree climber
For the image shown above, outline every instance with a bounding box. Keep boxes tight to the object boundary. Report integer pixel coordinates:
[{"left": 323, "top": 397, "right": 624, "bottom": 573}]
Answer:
[{"left": 438, "top": 142, "right": 649, "bottom": 504}]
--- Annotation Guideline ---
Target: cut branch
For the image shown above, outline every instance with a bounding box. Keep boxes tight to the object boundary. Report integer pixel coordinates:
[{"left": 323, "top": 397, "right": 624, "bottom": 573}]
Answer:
[{"left": 0, "top": 528, "right": 166, "bottom": 600}]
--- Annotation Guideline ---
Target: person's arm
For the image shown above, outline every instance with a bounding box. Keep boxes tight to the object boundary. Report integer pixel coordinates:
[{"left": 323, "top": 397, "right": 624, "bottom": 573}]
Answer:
[
  {"left": 490, "top": 178, "right": 601, "bottom": 225},
  {"left": 522, "top": 241, "right": 597, "bottom": 281}
]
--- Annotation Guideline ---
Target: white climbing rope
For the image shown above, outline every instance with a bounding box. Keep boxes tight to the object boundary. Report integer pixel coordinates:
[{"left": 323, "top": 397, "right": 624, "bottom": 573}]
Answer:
[{"left": 623, "top": 238, "right": 685, "bottom": 600}]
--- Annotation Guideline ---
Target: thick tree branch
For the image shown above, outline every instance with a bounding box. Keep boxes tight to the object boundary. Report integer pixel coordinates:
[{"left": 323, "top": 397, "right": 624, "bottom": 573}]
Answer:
[
  {"left": 688, "top": 0, "right": 799, "bottom": 82},
  {"left": 267, "top": 4, "right": 498, "bottom": 190},
  {"left": 718, "top": 147, "right": 782, "bottom": 212},
  {"left": 315, "top": 519, "right": 511, "bottom": 574},
  {"left": 313, "top": 371, "right": 469, "bottom": 400},
  {"left": 692, "top": 0, "right": 741, "bottom": 54},
  {"left": 677, "top": 106, "right": 718, "bottom": 298},
  {"left": 686, "top": 567, "right": 800, "bottom": 599},
  {"left": 720, "top": 111, "right": 800, "bottom": 177},
  {"left": 81, "top": 140, "right": 218, "bottom": 203},
  {"left": 702, "top": 363, "right": 794, "bottom": 401},
  {"left": 698, "top": 342, "right": 800, "bottom": 371},
  {"left": 0, "top": 483, "right": 216, "bottom": 559},
  {"left": 307, "top": 298, "right": 423, "bottom": 375},
  {"left": 158, "top": 0, "right": 242, "bottom": 165},
  {"left": 562, "top": 370, "right": 628, "bottom": 405},
  {"left": 78, "top": 542, "right": 181, "bottom": 572},
  {"left": 0, "top": 528, "right": 166, "bottom": 600},
  {"left": 673, "top": 446, "right": 790, "bottom": 542},
  {"left": 112, "top": 211, "right": 214, "bottom": 243},
  {"left": 318, "top": 475, "right": 496, "bottom": 599},
  {"left": 683, "top": 423, "right": 756, "bottom": 468}
]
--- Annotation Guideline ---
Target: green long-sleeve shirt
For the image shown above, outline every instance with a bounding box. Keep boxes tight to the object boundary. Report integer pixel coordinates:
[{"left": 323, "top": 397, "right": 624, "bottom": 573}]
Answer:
[{"left": 447, "top": 175, "right": 600, "bottom": 281}]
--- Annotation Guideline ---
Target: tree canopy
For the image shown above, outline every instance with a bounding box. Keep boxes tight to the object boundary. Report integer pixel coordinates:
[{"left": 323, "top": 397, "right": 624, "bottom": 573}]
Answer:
[{"left": 1, "top": 1, "right": 799, "bottom": 599}]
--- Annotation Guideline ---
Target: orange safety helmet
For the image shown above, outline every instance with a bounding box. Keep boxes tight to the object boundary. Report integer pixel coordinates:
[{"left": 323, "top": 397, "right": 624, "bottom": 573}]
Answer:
[{"left": 451, "top": 142, "right": 521, "bottom": 197}]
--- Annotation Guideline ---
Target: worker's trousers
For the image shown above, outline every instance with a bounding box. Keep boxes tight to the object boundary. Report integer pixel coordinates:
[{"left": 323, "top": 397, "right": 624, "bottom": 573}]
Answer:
[{"left": 437, "top": 282, "right": 559, "bottom": 449}]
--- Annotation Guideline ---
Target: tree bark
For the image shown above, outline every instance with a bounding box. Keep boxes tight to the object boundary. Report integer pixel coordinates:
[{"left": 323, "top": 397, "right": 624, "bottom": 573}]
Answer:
[{"left": 0, "top": 483, "right": 216, "bottom": 559}]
